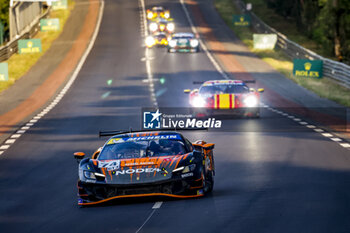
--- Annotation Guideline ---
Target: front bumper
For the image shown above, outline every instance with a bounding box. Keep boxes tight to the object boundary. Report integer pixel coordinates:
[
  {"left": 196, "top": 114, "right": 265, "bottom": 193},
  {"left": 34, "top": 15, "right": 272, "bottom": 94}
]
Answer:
[
  {"left": 192, "top": 107, "right": 260, "bottom": 118},
  {"left": 77, "top": 176, "right": 204, "bottom": 206},
  {"left": 169, "top": 46, "right": 198, "bottom": 52}
]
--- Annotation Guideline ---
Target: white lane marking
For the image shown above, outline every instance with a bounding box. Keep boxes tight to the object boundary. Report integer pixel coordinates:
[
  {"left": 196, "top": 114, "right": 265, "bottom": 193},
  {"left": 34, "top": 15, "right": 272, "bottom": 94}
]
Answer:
[
  {"left": 180, "top": 0, "right": 229, "bottom": 79},
  {"left": 331, "top": 138, "right": 342, "bottom": 142},
  {"left": 11, "top": 134, "right": 21, "bottom": 139},
  {"left": 293, "top": 118, "right": 301, "bottom": 121},
  {"left": 339, "top": 143, "right": 350, "bottom": 148},
  {"left": 0, "top": 145, "right": 10, "bottom": 150},
  {"left": 314, "top": 129, "right": 324, "bottom": 133},
  {"left": 140, "top": 0, "right": 158, "bottom": 107},
  {"left": 135, "top": 209, "right": 157, "bottom": 233},
  {"left": 322, "top": 133, "right": 333, "bottom": 137},
  {"left": 5, "top": 139, "right": 16, "bottom": 144},
  {"left": 299, "top": 122, "right": 308, "bottom": 125},
  {"left": 152, "top": 201, "right": 163, "bottom": 209},
  {"left": 0, "top": 151, "right": 3, "bottom": 155},
  {"left": 306, "top": 125, "right": 316, "bottom": 129},
  {"left": 0, "top": 0, "right": 105, "bottom": 153}
]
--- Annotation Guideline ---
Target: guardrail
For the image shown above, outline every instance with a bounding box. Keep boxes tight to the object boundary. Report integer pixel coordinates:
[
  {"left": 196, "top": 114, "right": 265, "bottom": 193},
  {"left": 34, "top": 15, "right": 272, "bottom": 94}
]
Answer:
[
  {"left": 234, "top": 0, "right": 350, "bottom": 88},
  {"left": 0, "top": 8, "right": 50, "bottom": 63}
]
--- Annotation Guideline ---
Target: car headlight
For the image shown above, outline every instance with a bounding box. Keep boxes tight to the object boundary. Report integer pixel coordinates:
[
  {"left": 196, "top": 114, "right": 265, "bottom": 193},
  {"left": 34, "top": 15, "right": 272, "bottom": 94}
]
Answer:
[
  {"left": 145, "top": 36, "right": 155, "bottom": 47},
  {"left": 164, "top": 12, "right": 170, "bottom": 18},
  {"left": 182, "top": 164, "right": 196, "bottom": 173},
  {"left": 243, "top": 95, "right": 258, "bottom": 107},
  {"left": 84, "top": 171, "right": 96, "bottom": 180},
  {"left": 147, "top": 12, "right": 153, "bottom": 19},
  {"left": 167, "top": 23, "right": 175, "bottom": 32},
  {"left": 172, "top": 164, "right": 196, "bottom": 173},
  {"left": 169, "top": 40, "right": 177, "bottom": 47},
  {"left": 149, "top": 23, "right": 157, "bottom": 32},
  {"left": 192, "top": 96, "right": 206, "bottom": 108},
  {"left": 190, "top": 39, "right": 199, "bottom": 47}
]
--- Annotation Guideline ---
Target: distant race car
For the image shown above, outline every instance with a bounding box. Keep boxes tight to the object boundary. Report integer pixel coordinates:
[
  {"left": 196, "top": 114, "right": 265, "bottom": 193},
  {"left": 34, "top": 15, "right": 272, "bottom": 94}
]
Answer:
[
  {"left": 147, "top": 6, "right": 170, "bottom": 20},
  {"left": 148, "top": 18, "right": 175, "bottom": 34},
  {"left": 74, "top": 130, "right": 215, "bottom": 206},
  {"left": 168, "top": 32, "right": 199, "bottom": 53},
  {"left": 145, "top": 32, "right": 171, "bottom": 48},
  {"left": 184, "top": 80, "right": 264, "bottom": 118}
]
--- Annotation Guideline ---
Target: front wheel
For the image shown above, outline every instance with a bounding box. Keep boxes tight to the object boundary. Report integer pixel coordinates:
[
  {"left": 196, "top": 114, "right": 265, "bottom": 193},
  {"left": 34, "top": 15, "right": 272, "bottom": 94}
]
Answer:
[{"left": 203, "top": 169, "right": 214, "bottom": 194}]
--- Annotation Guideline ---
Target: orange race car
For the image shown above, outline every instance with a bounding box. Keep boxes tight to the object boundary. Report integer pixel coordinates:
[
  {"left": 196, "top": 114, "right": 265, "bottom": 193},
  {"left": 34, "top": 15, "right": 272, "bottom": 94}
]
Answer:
[
  {"left": 74, "top": 130, "right": 215, "bottom": 206},
  {"left": 147, "top": 6, "right": 170, "bottom": 20},
  {"left": 184, "top": 80, "right": 264, "bottom": 118}
]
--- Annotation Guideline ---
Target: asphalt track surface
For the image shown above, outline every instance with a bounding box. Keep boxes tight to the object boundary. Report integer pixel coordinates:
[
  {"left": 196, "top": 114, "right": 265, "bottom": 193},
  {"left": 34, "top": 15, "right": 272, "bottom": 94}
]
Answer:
[{"left": 0, "top": 0, "right": 350, "bottom": 232}]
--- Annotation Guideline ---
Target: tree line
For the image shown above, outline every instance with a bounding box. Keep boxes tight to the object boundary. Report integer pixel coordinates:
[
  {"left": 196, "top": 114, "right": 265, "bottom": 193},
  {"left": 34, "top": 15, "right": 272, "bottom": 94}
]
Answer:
[
  {"left": 264, "top": 0, "right": 350, "bottom": 62},
  {"left": 0, "top": 0, "right": 9, "bottom": 43}
]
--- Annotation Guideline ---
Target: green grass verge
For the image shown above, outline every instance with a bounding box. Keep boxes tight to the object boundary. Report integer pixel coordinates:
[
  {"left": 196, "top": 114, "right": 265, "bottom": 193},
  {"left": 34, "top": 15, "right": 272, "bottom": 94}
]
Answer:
[
  {"left": 214, "top": 0, "right": 350, "bottom": 107},
  {"left": 0, "top": 1, "right": 75, "bottom": 93}
]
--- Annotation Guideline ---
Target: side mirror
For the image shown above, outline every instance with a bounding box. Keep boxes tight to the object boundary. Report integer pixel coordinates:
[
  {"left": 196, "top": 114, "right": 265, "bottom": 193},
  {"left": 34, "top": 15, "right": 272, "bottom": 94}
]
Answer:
[
  {"left": 193, "top": 140, "right": 206, "bottom": 145},
  {"left": 184, "top": 89, "right": 191, "bottom": 93},
  {"left": 258, "top": 88, "right": 264, "bottom": 93},
  {"left": 91, "top": 147, "right": 102, "bottom": 159},
  {"left": 202, "top": 143, "right": 215, "bottom": 150},
  {"left": 74, "top": 152, "right": 85, "bottom": 163}
]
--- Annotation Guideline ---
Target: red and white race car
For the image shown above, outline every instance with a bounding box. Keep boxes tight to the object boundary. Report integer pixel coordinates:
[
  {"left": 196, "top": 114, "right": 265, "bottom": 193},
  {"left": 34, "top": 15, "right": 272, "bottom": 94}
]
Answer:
[{"left": 184, "top": 80, "right": 264, "bottom": 118}]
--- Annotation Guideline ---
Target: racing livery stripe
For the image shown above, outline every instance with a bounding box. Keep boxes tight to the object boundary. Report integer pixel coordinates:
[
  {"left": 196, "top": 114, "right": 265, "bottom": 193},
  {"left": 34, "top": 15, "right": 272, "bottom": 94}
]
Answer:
[{"left": 78, "top": 193, "right": 205, "bottom": 206}]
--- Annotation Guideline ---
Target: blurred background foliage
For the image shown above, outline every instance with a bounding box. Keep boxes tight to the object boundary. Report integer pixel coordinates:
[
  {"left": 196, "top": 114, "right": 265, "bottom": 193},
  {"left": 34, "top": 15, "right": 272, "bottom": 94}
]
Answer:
[
  {"left": 0, "top": 0, "right": 9, "bottom": 43},
  {"left": 264, "top": 0, "right": 350, "bottom": 62}
]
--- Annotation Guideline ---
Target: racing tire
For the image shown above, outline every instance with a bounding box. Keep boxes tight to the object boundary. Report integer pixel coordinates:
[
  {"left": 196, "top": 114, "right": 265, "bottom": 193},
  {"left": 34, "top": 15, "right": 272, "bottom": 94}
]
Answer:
[
  {"left": 203, "top": 169, "right": 214, "bottom": 194},
  {"left": 253, "top": 110, "right": 260, "bottom": 118}
]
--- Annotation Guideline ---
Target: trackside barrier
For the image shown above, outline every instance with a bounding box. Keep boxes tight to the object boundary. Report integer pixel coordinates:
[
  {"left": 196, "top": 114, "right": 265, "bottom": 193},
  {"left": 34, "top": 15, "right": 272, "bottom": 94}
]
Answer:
[
  {"left": 233, "top": 0, "right": 350, "bottom": 88},
  {"left": 0, "top": 8, "right": 50, "bottom": 63}
]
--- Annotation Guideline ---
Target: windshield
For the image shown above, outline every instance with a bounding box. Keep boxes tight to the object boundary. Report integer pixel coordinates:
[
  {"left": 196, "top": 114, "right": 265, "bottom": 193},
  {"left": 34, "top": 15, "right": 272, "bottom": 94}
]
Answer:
[
  {"left": 99, "top": 137, "right": 186, "bottom": 160},
  {"left": 199, "top": 84, "right": 249, "bottom": 95},
  {"left": 173, "top": 36, "right": 192, "bottom": 40}
]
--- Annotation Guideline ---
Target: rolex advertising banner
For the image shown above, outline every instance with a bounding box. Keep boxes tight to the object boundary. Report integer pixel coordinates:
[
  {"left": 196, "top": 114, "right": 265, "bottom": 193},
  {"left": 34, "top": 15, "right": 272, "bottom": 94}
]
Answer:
[
  {"left": 52, "top": 0, "right": 68, "bottom": 10},
  {"left": 253, "top": 34, "right": 277, "bottom": 50},
  {"left": 0, "top": 63, "right": 9, "bottom": 81},
  {"left": 18, "top": 39, "right": 42, "bottom": 54},
  {"left": 40, "top": 18, "right": 60, "bottom": 31},
  {"left": 293, "top": 59, "right": 323, "bottom": 78},
  {"left": 232, "top": 14, "right": 251, "bottom": 26}
]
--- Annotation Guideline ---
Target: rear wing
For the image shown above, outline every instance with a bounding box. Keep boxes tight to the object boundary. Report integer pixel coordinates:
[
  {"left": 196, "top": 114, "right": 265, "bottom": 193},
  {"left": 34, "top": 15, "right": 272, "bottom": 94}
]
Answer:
[{"left": 192, "top": 80, "right": 256, "bottom": 85}]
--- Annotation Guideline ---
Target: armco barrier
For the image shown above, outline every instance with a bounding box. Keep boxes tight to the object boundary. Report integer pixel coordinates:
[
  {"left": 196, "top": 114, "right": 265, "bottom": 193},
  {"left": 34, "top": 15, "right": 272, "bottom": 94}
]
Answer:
[
  {"left": 234, "top": 0, "right": 350, "bottom": 88},
  {"left": 0, "top": 8, "right": 50, "bottom": 63}
]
